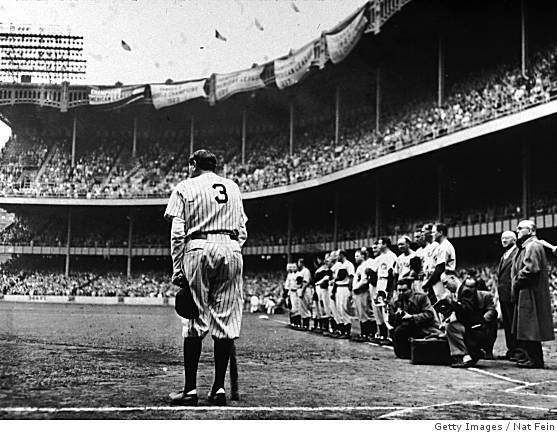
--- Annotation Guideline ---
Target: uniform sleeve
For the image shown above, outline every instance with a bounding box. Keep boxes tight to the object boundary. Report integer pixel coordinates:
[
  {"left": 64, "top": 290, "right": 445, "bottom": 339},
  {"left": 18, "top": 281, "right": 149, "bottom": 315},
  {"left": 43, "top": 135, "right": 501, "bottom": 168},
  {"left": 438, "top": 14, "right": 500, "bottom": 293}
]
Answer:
[
  {"left": 435, "top": 243, "right": 449, "bottom": 266},
  {"left": 238, "top": 205, "right": 248, "bottom": 248},
  {"left": 170, "top": 217, "right": 186, "bottom": 283},
  {"left": 164, "top": 187, "right": 185, "bottom": 220},
  {"left": 303, "top": 268, "right": 311, "bottom": 284}
]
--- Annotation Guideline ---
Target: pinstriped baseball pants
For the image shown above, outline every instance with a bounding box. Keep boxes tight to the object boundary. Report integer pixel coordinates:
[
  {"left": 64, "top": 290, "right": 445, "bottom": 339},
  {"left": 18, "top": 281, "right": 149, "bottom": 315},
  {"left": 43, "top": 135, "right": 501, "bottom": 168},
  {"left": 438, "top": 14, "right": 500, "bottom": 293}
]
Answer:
[{"left": 181, "top": 238, "right": 244, "bottom": 339}]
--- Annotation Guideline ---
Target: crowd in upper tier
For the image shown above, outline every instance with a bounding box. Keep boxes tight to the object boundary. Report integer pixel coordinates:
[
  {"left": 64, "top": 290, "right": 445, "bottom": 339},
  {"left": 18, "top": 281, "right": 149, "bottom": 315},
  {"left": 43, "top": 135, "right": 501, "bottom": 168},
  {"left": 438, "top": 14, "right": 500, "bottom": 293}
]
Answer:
[{"left": 1, "top": 43, "right": 557, "bottom": 199}]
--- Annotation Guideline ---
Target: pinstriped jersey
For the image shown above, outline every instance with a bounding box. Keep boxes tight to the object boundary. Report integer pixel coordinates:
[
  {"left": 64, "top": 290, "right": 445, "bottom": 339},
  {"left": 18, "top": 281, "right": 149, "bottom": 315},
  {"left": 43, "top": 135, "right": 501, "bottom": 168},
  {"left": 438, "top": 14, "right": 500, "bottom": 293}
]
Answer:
[{"left": 164, "top": 171, "right": 248, "bottom": 241}]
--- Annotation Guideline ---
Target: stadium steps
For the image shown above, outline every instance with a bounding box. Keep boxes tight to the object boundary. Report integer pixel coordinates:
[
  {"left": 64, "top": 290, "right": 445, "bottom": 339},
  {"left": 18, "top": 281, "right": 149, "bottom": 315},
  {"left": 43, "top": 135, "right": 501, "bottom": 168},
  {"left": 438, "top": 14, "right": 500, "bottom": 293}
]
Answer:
[
  {"left": 33, "top": 142, "right": 58, "bottom": 183},
  {"left": 100, "top": 144, "right": 129, "bottom": 189}
]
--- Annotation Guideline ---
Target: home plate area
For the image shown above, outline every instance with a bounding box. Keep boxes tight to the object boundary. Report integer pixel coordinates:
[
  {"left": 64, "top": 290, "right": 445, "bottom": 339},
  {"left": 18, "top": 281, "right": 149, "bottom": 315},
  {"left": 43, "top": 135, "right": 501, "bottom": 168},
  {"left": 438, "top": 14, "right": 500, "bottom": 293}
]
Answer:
[{"left": 1, "top": 302, "right": 557, "bottom": 419}]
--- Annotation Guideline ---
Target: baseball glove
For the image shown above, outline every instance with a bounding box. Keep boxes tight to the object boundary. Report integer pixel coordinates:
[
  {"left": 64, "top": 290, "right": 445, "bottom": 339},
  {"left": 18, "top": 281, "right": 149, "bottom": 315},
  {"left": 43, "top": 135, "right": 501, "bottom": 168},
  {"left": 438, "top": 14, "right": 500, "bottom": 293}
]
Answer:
[{"left": 174, "top": 277, "right": 199, "bottom": 319}]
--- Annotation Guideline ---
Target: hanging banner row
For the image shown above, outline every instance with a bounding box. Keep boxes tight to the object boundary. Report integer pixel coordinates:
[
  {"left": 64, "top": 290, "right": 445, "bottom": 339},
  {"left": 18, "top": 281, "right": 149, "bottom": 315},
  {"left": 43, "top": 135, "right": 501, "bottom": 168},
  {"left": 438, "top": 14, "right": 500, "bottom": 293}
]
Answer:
[{"left": 88, "top": 4, "right": 371, "bottom": 110}]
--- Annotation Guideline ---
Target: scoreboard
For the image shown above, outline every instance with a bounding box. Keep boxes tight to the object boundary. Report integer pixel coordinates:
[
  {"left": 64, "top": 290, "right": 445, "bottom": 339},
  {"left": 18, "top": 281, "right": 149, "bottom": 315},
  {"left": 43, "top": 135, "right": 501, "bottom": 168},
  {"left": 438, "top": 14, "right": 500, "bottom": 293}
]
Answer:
[{"left": 0, "top": 23, "right": 86, "bottom": 84}]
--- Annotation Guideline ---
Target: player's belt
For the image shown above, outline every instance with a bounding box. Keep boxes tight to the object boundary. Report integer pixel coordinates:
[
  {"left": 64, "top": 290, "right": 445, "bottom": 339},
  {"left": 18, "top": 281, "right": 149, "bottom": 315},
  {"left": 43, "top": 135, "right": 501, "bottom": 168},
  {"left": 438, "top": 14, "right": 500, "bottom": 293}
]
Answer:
[{"left": 189, "top": 230, "right": 239, "bottom": 240}]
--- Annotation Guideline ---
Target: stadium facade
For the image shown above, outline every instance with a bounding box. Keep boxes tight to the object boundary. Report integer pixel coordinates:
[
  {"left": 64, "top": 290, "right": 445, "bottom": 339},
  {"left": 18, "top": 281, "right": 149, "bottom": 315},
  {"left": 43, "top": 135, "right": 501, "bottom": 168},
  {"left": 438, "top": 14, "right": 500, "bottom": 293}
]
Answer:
[{"left": 1, "top": 0, "right": 557, "bottom": 275}]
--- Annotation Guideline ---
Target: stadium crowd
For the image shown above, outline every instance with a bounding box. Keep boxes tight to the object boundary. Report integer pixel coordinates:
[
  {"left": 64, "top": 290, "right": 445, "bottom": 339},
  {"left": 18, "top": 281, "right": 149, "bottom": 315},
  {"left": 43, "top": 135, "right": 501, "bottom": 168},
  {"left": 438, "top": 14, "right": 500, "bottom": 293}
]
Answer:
[
  {"left": 1, "top": 43, "right": 557, "bottom": 198},
  {"left": 277, "top": 221, "right": 557, "bottom": 369}
]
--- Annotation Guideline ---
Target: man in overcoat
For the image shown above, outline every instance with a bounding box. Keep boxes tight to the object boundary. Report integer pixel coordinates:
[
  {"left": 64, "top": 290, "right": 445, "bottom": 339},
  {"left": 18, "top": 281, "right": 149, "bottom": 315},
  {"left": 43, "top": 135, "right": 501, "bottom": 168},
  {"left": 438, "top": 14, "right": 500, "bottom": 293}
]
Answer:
[
  {"left": 497, "top": 231, "right": 519, "bottom": 360},
  {"left": 511, "top": 220, "right": 555, "bottom": 369}
]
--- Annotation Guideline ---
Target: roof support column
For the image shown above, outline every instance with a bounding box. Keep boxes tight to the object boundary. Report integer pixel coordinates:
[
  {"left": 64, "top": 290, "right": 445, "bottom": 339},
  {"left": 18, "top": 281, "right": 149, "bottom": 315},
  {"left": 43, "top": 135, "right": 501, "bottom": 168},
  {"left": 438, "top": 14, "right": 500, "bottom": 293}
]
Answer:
[
  {"left": 65, "top": 207, "right": 72, "bottom": 278},
  {"left": 521, "top": 0, "right": 528, "bottom": 76},
  {"left": 287, "top": 200, "right": 293, "bottom": 263},
  {"left": 335, "top": 86, "right": 340, "bottom": 145},
  {"left": 132, "top": 117, "right": 137, "bottom": 158},
  {"left": 71, "top": 114, "right": 77, "bottom": 168},
  {"left": 241, "top": 109, "right": 247, "bottom": 165},
  {"left": 127, "top": 209, "right": 133, "bottom": 277},
  {"left": 289, "top": 102, "right": 294, "bottom": 157},
  {"left": 189, "top": 115, "right": 195, "bottom": 155},
  {"left": 437, "top": 33, "right": 445, "bottom": 107},
  {"left": 375, "top": 67, "right": 381, "bottom": 131}
]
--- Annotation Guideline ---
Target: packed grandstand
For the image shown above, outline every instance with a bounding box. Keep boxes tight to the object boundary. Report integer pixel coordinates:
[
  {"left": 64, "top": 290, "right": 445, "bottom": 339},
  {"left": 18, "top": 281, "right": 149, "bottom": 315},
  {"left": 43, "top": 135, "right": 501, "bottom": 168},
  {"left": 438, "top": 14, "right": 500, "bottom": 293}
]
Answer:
[
  {"left": 1, "top": 39, "right": 556, "bottom": 199},
  {"left": 1, "top": 0, "right": 557, "bottom": 324}
]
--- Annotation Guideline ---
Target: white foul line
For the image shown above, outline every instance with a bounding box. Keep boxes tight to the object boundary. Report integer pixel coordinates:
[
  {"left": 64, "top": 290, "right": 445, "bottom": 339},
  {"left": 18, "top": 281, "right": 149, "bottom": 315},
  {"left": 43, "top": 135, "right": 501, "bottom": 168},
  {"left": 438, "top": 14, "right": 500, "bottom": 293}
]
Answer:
[
  {"left": 506, "top": 380, "right": 557, "bottom": 399},
  {"left": 378, "top": 400, "right": 550, "bottom": 419},
  {"left": 467, "top": 368, "right": 531, "bottom": 386},
  {"left": 0, "top": 405, "right": 404, "bottom": 414}
]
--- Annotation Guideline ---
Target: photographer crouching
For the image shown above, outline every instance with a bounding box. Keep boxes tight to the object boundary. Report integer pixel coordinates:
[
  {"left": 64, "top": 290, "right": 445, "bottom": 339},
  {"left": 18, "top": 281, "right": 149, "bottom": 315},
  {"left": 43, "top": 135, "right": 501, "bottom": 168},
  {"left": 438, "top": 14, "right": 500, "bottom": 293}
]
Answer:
[
  {"left": 391, "top": 278, "right": 443, "bottom": 359},
  {"left": 438, "top": 273, "right": 498, "bottom": 368}
]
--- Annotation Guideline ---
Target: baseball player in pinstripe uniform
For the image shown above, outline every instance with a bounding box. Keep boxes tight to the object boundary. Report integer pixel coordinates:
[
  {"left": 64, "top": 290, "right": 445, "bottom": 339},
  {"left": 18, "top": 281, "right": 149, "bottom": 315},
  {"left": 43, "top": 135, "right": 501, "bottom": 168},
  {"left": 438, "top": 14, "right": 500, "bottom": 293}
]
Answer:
[
  {"left": 331, "top": 250, "right": 355, "bottom": 339},
  {"left": 369, "top": 238, "right": 397, "bottom": 344},
  {"left": 165, "top": 149, "right": 247, "bottom": 407},
  {"left": 295, "top": 258, "right": 313, "bottom": 331},
  {"left": 285, "top": 263, "right": 302, "bottom": 328},
  {"left": 352, "top": 247, "right": 376, "bottom": 342},
  {"left": 326, "top": 250, "right": 342, "bottom": 336},
  {"left": 314, "top": 253, "right": 333, "bottom": 334}
]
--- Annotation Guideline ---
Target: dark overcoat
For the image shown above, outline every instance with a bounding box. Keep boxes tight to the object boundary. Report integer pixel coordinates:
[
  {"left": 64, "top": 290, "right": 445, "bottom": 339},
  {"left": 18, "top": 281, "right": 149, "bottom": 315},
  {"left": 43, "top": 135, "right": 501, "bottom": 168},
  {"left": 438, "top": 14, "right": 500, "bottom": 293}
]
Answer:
[{"left": 511, "top": 236, "right": 555, "bottom": 342}]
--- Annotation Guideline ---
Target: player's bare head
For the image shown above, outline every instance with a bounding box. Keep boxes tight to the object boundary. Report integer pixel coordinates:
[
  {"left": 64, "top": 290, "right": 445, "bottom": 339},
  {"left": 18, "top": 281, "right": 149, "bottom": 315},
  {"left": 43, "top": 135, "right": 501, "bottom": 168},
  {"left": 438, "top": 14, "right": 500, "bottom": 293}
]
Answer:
[
  {"left": 338, "top": 249, "right": 347, "bottom": 261},
  {"left": 354, "top": 250, "right": 363, "bottom": 264},
  {"left": 371, "top": 241, "right": 379, "bottom": 256},
  {"left": 330, "top": 250, "right": 339, "bottom": 261},
  {"left": 396, "top": 278, "right": 412, "bottom": 299},
  {"left": 297, "top": 258, "right": 305, "bottom": 269},
  {"left": 378, "top": 237, "right": 391, "bottom": 252},
  {"left": 360, "top": 247, "right": 369, "bottom": 259},
  {"left": 189, "top": 149, "right": 217, "bottom": 174},
  {"left": 517, "top": 220, "right": 536, "bottom": 240},
  {"left": 501, "top": 230, "right": 517, "bottom": 248},
  {"left": 413, "top": 228, "right": 423, "bottom": 244},
  {"left": 397, "top": 235, "right": 411, "bottom": 253},
  {"left": 432, "top": 223, "right": 447, "bottom": 241},
  {"left": 422, "top": 224, "right": 433, "bottom": 241}
]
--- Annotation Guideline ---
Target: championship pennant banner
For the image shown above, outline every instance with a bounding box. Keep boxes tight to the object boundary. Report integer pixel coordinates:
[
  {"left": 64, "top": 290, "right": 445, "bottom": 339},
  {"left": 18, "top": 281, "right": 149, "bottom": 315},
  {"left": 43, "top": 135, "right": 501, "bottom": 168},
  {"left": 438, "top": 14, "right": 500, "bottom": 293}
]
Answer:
[
  {"left": 89, "top": 85, "right": 146, "bottom": 107},
  {"left": 214, "top": 66, "right": 266, "bottom": 102},
  {"left": 274, "top": 43, "right": 315, "bottom": 90},
  {"left": 150, "top": 79, "right": 207, "bottom": 110},
  {"left": 325, "top": 9, "right": 368, "bottom": 64}
]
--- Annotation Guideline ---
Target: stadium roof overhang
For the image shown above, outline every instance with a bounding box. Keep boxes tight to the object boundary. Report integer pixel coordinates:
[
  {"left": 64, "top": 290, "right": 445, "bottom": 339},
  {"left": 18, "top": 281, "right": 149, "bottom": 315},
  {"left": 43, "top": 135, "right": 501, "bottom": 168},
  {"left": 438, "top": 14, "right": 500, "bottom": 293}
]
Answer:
[
  {"left": 1, "top": 97, "right": 557, "bottom": 206},
  {"left": 0, "top": 0, "right": 414, "bottom": 120}
]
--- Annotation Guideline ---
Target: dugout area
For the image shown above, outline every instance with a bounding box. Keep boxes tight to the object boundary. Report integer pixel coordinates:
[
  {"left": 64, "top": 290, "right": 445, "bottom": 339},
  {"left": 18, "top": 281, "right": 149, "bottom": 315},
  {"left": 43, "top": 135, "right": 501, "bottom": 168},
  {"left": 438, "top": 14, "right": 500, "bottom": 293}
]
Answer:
[{"left": 0, "top": 301, "right": 556, "bottom": 420}]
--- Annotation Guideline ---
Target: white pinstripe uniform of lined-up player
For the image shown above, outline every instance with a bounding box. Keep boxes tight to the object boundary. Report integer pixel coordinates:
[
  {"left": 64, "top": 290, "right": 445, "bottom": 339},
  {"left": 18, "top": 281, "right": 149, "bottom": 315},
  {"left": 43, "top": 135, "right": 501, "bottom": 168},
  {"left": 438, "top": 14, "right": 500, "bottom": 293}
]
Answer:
[{"left": 164, "top": 149, "right": 248, "bottom": 407}]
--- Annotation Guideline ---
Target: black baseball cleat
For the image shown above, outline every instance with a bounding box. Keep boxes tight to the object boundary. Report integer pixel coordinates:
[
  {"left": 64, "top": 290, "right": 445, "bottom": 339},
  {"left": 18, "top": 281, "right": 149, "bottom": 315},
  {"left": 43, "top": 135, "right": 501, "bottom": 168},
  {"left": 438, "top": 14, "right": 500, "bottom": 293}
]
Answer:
[
  {"left": 230, "top": 391, "right": 240, "bottom": 401},
  {"left": 208, "top": 390, "right": 227, "bottom": 406},
  {"left": 169, "top": 391, "right": 198, "bottom": 406},
  {"left": 517, "top": 360, "right": 544, "bottom": 369}
]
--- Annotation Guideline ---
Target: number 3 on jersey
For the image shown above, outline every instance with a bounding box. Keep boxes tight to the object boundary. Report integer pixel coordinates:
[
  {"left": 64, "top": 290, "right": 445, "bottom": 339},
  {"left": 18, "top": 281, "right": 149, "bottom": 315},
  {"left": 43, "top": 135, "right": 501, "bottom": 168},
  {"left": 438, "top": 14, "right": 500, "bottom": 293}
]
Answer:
[{"left": 212, "top": 183, "right": 228, "bottom": 204}]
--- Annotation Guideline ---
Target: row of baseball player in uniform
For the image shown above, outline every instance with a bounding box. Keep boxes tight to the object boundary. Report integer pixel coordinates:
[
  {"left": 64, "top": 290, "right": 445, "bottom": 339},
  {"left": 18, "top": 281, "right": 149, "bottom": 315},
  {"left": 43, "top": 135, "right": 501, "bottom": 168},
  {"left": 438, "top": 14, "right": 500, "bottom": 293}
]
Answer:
[{"left": 283, "top": 223, "right": 456, "bottom": 343}]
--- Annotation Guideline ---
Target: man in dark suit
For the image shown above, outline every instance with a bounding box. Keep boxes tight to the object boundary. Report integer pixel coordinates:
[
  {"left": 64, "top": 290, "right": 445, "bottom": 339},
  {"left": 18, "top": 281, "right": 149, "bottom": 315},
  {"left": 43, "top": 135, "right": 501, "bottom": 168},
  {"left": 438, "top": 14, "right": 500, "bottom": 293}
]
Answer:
[
  {"left": 391, "top": 278, "right": 442, "bottom": 359},
  {"left": 497, "top": 231, "right": 519, "bottom": 360},
  {"left": 444, "top": 275, "right": 498, "bottom": 368},
  {"left": 511, "top": 220, "right": 555, "bottom": 369}
]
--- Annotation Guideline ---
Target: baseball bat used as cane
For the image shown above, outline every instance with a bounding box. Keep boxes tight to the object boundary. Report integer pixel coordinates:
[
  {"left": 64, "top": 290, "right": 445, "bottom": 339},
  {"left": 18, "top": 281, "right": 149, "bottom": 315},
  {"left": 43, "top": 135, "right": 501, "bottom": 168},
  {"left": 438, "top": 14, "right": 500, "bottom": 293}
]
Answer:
[{"left": 229, "top": 340, "right": 239, "bottom": 400}]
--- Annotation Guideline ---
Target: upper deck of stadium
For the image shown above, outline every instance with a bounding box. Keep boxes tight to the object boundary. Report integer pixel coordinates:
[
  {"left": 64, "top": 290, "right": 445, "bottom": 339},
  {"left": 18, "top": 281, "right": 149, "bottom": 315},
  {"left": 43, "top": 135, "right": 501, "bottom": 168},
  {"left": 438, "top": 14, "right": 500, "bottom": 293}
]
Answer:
[{"left": 1, "top": 0, "right": 556, "bottom": 206}]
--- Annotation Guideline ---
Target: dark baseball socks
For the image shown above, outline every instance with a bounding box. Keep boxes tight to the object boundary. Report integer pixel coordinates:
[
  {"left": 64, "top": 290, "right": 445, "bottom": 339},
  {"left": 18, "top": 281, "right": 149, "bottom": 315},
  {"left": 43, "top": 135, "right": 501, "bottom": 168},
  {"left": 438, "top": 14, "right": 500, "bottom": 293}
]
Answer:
[
  {"left": 183, "top": 337, "right": 202, "bottom": 394},
  {"left": 212, "top": 337, "right": 233, "bottom": 394}
]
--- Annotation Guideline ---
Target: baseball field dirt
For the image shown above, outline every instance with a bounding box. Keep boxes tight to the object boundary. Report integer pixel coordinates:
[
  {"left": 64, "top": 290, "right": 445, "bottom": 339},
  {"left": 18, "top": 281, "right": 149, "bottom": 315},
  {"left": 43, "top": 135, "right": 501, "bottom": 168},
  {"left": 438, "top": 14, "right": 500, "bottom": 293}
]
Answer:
[{"left": 1, "top": 301, "right": 557, "bottom": 419}]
